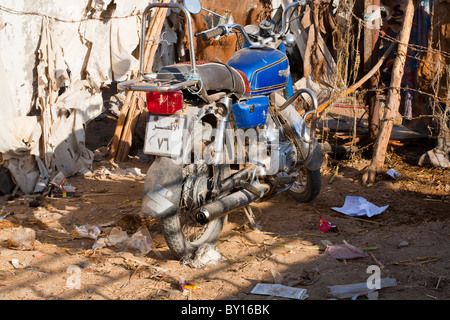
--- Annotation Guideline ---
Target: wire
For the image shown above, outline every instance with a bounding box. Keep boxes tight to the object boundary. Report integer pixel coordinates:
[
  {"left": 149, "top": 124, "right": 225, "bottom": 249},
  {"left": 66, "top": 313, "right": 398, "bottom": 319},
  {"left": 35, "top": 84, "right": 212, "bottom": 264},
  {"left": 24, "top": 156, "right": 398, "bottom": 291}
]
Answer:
[{"left": 0, "top": 3, "right": 141, "bottom": 23}]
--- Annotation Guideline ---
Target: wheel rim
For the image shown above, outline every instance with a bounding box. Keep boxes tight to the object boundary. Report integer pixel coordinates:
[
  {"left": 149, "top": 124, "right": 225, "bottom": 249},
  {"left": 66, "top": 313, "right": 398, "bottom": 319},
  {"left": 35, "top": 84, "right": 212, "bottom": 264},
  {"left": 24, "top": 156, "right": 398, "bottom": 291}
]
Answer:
[
  {"left": 288, "top": 168, "right": 309, "bottom": 194},
  {"left": 179, "top": 209, "right": 218, "bottom": 245},
  {"left": 179, "top": 164, "right": 226, "bottom": 246}
]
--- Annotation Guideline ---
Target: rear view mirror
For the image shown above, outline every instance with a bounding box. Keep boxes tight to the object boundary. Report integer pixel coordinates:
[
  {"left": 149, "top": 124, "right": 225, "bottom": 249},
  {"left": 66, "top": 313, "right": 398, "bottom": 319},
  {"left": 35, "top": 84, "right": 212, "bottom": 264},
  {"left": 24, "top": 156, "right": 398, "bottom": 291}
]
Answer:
[{"left": 183, "top": 0, "right": 202, "bottom": 14}]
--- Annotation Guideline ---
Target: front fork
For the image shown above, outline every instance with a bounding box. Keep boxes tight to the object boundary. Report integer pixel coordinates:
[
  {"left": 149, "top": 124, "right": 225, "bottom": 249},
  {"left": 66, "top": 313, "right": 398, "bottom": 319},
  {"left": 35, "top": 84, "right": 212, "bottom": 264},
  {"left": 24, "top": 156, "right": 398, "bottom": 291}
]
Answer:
[
  {"left": 211, "top": 97, "right": 232, "bottom": 195},
  {"left": 279, "top": 41, "right": 295, "bottom": 99},
  {"left": 276, "top": 91, "right": 322, "bottom": 171},
  {"left": 277, "top": 41, "right": 321, "bottom": 170}
]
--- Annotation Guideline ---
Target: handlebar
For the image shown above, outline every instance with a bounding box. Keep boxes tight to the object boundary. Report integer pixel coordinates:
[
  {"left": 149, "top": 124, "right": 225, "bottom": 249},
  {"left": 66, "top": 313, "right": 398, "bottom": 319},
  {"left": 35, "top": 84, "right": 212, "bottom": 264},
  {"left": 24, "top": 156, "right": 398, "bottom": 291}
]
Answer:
[
  {"left": 195, "top": 0, "right": 308, "bottom": 47},
  {"left": 198, "top": 25, "right": 226, "bottom": 41},
  {"left": 196, "top": 24, "right": 257, "bottom": 46},
  {"left": 281, "top": 0, "right": 307, "bottom": 35}
]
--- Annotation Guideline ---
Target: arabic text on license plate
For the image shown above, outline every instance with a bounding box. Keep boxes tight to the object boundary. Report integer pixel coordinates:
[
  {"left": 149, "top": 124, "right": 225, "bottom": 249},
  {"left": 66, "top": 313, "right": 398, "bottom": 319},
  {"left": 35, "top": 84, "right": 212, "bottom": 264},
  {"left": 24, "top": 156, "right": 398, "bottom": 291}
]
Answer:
[{"left": 144, "top": 115, "right": 185, "bottom": 157}]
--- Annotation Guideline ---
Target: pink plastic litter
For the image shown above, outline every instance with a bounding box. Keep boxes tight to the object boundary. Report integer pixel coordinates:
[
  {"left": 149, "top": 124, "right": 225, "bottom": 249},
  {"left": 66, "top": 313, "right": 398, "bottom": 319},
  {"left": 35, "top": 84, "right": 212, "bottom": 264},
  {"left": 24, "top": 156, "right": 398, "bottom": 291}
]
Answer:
[{"left": 324, "top": 241, "right": 368, "bottom": 259}]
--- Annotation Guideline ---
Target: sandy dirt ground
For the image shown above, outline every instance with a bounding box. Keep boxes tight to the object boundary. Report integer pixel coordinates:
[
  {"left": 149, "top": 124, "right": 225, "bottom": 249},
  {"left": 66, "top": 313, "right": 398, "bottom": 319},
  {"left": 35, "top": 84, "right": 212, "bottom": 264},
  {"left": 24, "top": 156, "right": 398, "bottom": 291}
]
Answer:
[{"left": 1, "top": 132, "right": 448, "bottom": 302}]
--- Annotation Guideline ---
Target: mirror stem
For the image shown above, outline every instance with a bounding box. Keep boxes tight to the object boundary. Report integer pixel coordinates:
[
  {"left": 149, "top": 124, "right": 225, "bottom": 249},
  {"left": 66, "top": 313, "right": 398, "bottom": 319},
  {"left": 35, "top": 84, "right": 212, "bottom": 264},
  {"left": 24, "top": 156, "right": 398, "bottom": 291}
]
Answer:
[{"left": 201, "top": 7, "right": 228, "bottom": 20}]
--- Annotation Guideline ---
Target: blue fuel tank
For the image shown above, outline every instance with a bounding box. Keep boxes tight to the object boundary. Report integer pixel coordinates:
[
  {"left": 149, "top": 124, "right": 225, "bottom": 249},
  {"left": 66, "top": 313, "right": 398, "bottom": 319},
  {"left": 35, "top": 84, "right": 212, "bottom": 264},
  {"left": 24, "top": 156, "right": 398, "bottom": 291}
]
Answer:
[{"left": 227, "top": 47, "right": 289, "bottom": 96}]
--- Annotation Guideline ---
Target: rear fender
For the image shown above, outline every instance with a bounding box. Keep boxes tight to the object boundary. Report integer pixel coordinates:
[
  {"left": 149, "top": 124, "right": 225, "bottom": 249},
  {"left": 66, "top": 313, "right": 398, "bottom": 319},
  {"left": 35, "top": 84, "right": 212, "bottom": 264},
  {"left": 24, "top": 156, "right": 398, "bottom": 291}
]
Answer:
[
  {"left": 141, "top": 106, "right": 217, "bottom": 218},
  {"left": 141, "top": 102, "right": 229, "bottom": 218}
]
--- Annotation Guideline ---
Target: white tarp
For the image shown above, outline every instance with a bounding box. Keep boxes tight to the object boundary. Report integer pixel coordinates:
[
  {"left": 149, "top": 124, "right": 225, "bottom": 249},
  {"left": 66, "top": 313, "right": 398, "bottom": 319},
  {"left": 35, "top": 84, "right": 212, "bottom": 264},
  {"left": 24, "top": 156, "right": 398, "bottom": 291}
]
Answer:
[{"left": 0, "top": 0, "right": 154, "bottom": 194}]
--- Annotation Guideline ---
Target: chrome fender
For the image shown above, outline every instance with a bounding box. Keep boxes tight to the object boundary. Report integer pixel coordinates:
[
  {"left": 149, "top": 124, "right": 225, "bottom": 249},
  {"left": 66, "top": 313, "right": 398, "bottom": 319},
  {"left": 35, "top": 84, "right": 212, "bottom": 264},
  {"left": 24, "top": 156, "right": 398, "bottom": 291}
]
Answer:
[{"left": 275, "top": 93, "right": 323, "bottom": 171}]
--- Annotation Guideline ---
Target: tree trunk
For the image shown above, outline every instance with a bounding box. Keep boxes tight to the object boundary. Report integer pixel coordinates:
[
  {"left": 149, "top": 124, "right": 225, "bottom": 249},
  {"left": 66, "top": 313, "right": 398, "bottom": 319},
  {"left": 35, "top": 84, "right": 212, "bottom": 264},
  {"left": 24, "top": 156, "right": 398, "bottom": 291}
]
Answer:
[{"left": 362, "top": 0, "right": 415, "bottom": 185}]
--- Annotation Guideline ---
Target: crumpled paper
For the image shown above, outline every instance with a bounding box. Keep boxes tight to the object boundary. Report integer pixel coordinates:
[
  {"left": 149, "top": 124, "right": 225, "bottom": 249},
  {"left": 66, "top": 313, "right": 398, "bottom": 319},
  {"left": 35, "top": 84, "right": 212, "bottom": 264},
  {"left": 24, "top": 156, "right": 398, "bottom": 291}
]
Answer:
[
  {"left": 250, "top": 283, "right": 309, "bottom": 300},
  {"left": 331, "top": 196, "right": 388, "bottom": 218}
]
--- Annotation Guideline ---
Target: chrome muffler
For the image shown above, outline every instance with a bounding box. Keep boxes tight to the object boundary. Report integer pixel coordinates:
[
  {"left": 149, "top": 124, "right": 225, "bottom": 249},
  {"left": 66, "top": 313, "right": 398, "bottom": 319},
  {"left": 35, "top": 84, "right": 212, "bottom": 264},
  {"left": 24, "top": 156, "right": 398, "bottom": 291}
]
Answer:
[{"left": 195, "top": 182, "right": 270, "bottom": 225}]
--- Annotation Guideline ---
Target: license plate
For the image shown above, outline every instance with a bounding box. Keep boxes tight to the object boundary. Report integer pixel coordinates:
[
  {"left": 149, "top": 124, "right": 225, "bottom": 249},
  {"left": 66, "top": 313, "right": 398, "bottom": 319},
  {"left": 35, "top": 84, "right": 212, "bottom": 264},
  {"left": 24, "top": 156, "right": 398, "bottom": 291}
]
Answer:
[{"left": 144, "top": 114, "right": 185, "bottom": 157}]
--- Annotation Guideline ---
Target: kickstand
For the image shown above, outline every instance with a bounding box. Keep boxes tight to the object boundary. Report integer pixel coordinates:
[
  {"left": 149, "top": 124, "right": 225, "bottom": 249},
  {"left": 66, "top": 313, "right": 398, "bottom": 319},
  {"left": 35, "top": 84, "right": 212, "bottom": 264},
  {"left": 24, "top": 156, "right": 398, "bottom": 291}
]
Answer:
[{"left": 243, "top": 205, "right": 259, "bottom": 230}]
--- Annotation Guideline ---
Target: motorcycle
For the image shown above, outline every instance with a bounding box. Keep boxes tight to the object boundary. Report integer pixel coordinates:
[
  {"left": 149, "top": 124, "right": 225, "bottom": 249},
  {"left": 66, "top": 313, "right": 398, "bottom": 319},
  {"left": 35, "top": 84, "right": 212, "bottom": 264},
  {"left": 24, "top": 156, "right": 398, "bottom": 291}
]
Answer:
[{"left": 118, "top": 0, "right": 322, "bottom": 259}]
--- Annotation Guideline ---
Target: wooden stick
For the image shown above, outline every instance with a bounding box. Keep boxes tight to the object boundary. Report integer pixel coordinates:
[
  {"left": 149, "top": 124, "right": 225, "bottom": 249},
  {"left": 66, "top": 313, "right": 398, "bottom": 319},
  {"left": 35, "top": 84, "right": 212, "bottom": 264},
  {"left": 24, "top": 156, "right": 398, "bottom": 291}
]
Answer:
[
  {"left": 115, "top": 94, "right": 138, "bottom": 162},
  {"left": 116, "top": 95, "right": 147, "bottom": 162},
  {"left": 113, "top": 2, "right": 169, "bottom": 162},
  {"left": 144, "top": 4, "right": 169, "bottom": 72},
  {"left": 314, "top": 39, "right": 396, "bottom": 118},
  {"left": 109, "top": 91, "right": 134, "bottom": 161},
  {"left": 392, "top": 256, "right": 442, "bottom": 266}
]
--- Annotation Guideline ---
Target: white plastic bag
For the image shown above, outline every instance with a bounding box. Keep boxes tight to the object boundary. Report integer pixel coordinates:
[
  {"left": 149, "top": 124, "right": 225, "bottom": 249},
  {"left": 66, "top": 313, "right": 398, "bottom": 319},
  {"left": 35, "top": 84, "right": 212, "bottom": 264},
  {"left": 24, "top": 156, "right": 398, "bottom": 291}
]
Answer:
[{"left": 188, "top": 244, "right": 223, "bottom": 268}]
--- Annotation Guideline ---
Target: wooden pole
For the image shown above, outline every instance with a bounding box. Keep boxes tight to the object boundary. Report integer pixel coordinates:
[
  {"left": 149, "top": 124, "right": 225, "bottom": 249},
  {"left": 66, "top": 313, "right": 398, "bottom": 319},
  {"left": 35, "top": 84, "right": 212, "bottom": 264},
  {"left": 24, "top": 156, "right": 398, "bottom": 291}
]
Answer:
[{"left": 362, "top": 0, "right": 415, "bottom": 185}]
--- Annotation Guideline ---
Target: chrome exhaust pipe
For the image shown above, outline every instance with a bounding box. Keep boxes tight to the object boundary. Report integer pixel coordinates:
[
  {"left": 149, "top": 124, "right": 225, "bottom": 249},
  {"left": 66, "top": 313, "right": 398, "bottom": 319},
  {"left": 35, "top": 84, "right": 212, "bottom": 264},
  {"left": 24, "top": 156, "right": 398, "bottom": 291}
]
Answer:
[{"left": 196, "top": 183, "right": 270, "bottom": 225}]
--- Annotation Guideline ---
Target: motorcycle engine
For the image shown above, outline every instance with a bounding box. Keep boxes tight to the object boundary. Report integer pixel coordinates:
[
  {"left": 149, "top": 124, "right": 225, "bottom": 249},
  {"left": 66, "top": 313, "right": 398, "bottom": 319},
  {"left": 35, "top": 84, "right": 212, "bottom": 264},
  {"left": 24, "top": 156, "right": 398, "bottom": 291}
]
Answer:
[
  {"left": 263, "top": 140, "right": 297, "bottom": 175},
  {"left": 255, "top": 119, "right": 298, "bottom": 176}
]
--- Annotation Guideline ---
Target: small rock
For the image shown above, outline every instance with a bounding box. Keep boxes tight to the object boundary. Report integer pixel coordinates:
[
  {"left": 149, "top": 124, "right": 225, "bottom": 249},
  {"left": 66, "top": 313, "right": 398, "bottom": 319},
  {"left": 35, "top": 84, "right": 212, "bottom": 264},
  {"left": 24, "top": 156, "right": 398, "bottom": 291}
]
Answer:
[
  {"left": 29, "top": 199, "right": 41, "bottom": 208},
  {"left": 398, "top": 240, "right": 409, "bottom": 248}
]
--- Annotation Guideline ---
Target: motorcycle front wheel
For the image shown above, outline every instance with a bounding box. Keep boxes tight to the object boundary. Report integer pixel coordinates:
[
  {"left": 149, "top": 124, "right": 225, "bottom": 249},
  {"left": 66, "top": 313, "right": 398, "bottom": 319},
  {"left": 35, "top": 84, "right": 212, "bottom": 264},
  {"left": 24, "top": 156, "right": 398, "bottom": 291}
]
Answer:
[{"left": 287, "top": 166, "right": 321, "bottom": 202}]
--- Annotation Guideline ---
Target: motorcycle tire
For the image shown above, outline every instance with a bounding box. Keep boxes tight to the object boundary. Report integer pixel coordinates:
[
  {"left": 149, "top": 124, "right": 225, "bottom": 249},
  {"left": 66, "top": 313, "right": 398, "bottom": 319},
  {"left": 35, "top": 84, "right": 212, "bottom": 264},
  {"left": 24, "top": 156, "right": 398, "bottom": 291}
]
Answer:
[
  {"left": 287, "top": 167, "right": 321, "bottom": 202},
  {"left": 157, "top": 163, "right": 228, "bottom": 260},
  {"left": 161, "top": 213, "right": 225, "bottom": 260}
]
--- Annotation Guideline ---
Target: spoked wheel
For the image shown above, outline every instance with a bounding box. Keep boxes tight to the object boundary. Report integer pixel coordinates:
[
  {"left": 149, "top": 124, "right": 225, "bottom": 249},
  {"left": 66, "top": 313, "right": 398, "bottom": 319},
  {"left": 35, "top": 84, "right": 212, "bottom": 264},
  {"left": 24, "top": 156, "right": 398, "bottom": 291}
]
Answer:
[
  {"left": 287, "top": 166, "right": 321, "bottom": 202},
  {"left": 159, "top": 164, "right": 229, "bottom": 260}
]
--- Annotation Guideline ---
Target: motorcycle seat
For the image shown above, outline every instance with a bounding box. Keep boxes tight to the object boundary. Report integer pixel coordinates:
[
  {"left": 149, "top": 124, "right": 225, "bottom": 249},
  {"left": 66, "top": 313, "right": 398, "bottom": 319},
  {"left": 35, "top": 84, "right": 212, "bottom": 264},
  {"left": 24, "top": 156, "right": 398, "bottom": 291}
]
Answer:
[{"left": 157, "top": 61, "right": 251, "bottom": 98}]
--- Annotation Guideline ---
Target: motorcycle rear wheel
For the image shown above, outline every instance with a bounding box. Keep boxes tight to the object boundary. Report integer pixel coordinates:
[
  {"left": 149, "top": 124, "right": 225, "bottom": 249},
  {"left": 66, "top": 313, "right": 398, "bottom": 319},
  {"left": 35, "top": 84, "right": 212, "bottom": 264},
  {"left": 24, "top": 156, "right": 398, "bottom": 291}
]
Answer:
[
  {"left": 159, "top": 164, "right": 228, "bottom": 260},
  {"left": 161, "top": 213, "right": 224, "bottom": 260}
]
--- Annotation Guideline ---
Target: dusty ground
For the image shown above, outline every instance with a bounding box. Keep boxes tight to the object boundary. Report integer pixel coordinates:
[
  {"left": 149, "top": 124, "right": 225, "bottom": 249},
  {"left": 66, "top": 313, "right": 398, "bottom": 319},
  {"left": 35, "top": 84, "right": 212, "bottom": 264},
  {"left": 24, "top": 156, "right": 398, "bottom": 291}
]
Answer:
[
  {"left": 0, "top": 114, "right": 449, "bottom": 301},
  {"left": 0, "top": 150, "right": 448, "bottom": 301}
]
